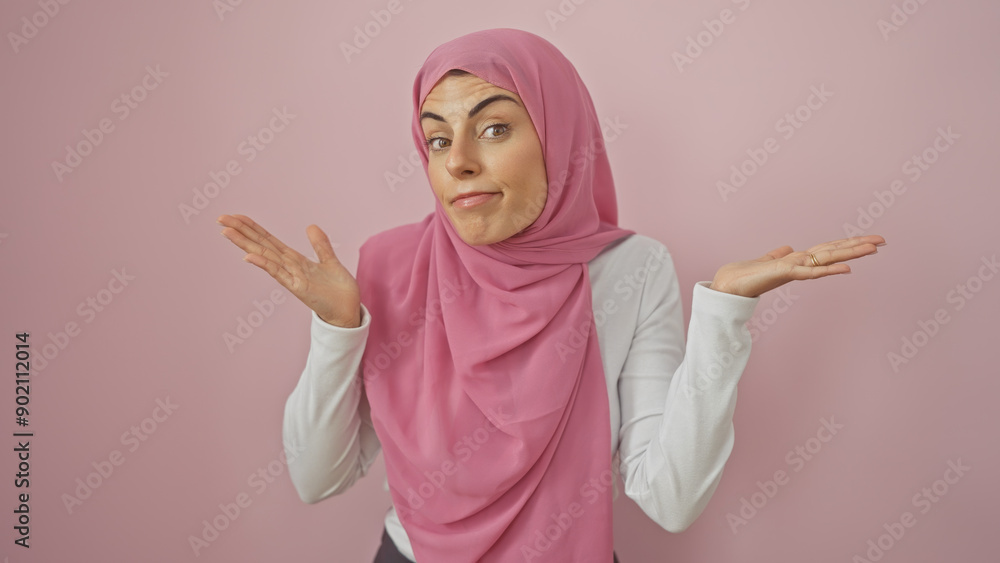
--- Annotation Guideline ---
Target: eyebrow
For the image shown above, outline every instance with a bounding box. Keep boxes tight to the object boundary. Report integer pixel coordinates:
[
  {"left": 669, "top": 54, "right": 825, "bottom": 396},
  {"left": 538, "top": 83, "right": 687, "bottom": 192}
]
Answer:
[{"left": 420, "top": 94, "right": 520, "bottom": 124}]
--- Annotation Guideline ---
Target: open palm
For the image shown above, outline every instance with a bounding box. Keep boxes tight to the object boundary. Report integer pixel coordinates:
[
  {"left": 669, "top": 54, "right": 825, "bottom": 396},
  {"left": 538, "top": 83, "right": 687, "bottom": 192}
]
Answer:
[
  {"left": 218, "top": 214, "right": 362, "bottom": 328},
  {"left": 709, "top": 235, "right": 886, "bottom": 298}
]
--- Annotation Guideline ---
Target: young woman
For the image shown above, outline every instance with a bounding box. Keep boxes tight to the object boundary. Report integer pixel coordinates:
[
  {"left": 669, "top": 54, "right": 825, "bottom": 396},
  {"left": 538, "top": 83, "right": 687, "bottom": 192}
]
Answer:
[{"left": 219, "top": 28, "right": 884, "bottom": 562}]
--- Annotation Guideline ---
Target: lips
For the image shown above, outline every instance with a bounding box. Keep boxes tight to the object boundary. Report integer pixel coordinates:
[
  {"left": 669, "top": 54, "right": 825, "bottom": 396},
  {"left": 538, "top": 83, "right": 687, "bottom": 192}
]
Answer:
[
  {"left": 452, "top": 192, "right": 499, "bottom": 209},
  {"left": 452, "top": 191, "right": 498, "bottom": 204}
]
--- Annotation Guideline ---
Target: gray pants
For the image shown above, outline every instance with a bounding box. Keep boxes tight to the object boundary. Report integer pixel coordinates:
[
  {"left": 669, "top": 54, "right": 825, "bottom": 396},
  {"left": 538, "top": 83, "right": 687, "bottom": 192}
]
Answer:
[{"left": 373, "top": 527, "right": 622, "bottom": 562}]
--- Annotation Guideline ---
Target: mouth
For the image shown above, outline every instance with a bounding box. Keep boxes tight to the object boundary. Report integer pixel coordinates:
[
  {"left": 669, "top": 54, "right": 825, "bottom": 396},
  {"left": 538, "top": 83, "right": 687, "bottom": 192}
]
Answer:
[{"left": 451, "top": 192, "right": 500, "bottom": 209}]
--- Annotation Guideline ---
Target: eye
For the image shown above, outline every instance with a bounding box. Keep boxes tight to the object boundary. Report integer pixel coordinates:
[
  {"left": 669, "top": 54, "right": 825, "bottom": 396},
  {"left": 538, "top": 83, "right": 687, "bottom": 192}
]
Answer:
[
  {"left": 423, "top": 122, "right": 511, "bottom": 153},
  {"left": 424, "top": 136, "right": 446, "bottom": 151},
  {"left": 483, "top": 123, "right": 510, "bottom": 139}
]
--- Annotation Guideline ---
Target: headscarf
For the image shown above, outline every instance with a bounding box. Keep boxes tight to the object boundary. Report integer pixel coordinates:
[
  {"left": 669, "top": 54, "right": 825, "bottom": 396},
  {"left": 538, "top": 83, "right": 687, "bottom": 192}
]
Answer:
[{"left": 356, "top": 28, "right": 635, "bottom": 561}]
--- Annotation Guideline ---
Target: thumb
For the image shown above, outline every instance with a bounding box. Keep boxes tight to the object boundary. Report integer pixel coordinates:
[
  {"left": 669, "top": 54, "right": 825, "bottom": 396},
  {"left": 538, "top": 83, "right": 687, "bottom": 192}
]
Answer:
[{"left": 306, "top": 224, "right": 338, "bottom": 263}]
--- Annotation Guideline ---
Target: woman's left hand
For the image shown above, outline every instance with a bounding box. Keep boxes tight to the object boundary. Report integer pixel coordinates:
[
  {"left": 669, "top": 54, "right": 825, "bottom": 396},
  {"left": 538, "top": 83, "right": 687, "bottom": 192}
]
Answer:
[{"left": 709, "top": 235, "right": 886, "bottom": 298}]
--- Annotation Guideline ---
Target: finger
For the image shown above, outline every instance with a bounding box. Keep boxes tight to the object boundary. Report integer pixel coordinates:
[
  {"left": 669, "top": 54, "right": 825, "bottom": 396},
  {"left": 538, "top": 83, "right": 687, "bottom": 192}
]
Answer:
[
  {"left": 229, "top": 214, "right": 302, "bottom": 261},
  {"left": 220, "top": 222, "right": 281, "bottom": 261},
  {"left": 306, "top": 224, "right": 340, "bottom": 264},
  {"left": 221, "top": 215, "right": 308, "bottom": 268},
  {"left": 243, "top": 251, "right": 299, "bottom": 291},
  {"left": 811, "top": 244, "right": 879, "bottom": 266},
  {"left": 218, "top": 214, "right": 278, "bottom": 255},
  {"left": 221, "top": 224, "right": 302, "bottom": 275},
  {"left": 806, "top": 235, "right": 885, "bottom": 254},
  {"left": 789, "top": 263, "right": 851, "bottom": 280}
]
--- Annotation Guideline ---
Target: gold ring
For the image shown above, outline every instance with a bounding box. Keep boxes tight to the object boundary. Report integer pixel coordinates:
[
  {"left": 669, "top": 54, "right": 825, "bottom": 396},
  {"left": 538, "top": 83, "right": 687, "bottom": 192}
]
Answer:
[{"left": 808, "top": 253, "right": 820, "bottom": 267}]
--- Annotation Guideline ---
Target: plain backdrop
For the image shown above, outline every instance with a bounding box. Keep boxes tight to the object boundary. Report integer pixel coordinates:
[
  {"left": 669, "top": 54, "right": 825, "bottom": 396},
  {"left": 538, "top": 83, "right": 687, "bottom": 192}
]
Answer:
[{"left": 2, "top": 1, "right": 998, "bottom": 561}]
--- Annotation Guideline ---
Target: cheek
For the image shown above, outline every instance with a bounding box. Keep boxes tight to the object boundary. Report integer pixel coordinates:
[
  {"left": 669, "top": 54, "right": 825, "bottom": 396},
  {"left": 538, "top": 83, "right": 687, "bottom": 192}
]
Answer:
[
  {"left": 427, "top": 167, "right": 448, "bottom": 201},
  {"left": 516, "top": 146, "right": 548, "bottom": 206},
  {"left": 508, "top": 152, "right": 548, "bottom": 225},
  {"left": 506, "top": 140, "right": 546, "bottom": 186}
]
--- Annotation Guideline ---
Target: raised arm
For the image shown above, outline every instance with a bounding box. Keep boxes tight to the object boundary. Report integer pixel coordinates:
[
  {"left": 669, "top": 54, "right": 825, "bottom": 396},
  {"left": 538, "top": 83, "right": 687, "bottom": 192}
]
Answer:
[
  {"left": 616, "top": 248, "right": 759, "bottom": 532},
  {"left": 217, "top": 213, "right": 381, "bottom": 502},
  {"left": 618, "top": 235, "right": 885, "bottom": 531},
  {"left": 282, "top": 305, "right": 382, "bottom": 503}
]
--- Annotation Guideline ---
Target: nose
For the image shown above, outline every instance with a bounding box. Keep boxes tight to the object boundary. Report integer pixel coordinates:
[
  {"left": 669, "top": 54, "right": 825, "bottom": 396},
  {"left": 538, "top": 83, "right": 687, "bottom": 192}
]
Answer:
[{"left": 445, "top": 132, "right": 481, "bottom": 179}]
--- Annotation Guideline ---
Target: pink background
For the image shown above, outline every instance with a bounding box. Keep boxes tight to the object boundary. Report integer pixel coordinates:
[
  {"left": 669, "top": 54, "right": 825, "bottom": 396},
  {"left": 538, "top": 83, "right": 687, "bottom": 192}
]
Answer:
[{"left": 2, "top": 1, "right": 997, "bottom": 561}]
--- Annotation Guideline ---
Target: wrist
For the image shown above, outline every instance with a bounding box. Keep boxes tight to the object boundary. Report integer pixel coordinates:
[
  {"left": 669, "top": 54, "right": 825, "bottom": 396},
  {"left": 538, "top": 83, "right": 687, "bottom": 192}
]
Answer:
[
  {"left": 709, "top": 281, "right": 731, "bottom": 294},
  {"left": 709, "top": 280, "right": 751, "bottom": 297},
  {"left": 318, "top": 310, "right": 361, "bottom": 329}
]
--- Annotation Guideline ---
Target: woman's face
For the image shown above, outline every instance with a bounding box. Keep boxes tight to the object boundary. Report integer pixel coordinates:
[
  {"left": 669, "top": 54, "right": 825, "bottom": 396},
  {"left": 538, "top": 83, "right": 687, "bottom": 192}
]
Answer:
[{"left": 420, "top": 72, "right": 548, "bottom": 246}]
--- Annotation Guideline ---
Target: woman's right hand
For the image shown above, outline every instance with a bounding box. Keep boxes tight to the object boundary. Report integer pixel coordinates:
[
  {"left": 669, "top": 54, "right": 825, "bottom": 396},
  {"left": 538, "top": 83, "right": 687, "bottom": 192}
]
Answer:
[{"left": 218, "top": 214, "right": 362, "bottom": 328}]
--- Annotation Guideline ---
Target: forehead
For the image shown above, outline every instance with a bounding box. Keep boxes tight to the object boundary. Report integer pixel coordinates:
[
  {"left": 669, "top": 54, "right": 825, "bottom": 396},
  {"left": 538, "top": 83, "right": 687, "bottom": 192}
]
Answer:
[{"left": 420, "top": 73, "right": 522, "bottom": 113}]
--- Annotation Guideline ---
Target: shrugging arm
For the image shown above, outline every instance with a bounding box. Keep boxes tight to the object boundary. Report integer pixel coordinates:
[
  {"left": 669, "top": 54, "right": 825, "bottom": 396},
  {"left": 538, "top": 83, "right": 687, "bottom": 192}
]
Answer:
[
  {"left": 282, "top": 304, "right": 382, "bottom": 503},
  {"left": 617, "top": 248, "right": 760, "bottom": 532}
]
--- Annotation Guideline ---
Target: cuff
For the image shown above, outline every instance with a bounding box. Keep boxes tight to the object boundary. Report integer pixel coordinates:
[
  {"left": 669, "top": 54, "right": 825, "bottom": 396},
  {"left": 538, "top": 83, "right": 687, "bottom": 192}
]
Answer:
[
  {"left": 309, "top": 303, "right": 371, "bottom": 352},
  {"left": 692, "top": 281, "right": 760, "bottom": 325}
]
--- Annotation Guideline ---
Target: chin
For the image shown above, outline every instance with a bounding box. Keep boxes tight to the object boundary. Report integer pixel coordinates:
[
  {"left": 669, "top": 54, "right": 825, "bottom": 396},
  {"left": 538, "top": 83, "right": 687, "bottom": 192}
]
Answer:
[
  {"left": 448, "top": 218, "right": 495, "bottom": 246},
  {"left": 455, "top": 227, "right": 505, "bottom": 247},
  {"left": 459, "top": 234, "right": 498, "bottom": 247}
]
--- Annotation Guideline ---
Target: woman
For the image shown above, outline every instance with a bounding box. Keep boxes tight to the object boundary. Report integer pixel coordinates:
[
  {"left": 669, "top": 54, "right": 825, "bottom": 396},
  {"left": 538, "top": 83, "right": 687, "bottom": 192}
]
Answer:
[{"left": 218, "top": 28, "right": 884, "bottom": 562}]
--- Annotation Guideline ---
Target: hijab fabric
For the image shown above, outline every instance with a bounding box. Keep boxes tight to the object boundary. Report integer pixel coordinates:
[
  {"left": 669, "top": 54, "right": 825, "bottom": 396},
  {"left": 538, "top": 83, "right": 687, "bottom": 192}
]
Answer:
[{"left": 356, "top": 28, "right": 635, "bottom": 561}]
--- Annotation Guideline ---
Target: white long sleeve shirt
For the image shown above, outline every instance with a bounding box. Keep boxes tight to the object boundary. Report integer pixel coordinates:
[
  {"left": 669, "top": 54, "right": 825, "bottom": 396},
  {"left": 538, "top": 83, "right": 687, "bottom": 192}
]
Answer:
[{"left": 282, "top": 233, "right": 761, "bottom": 561}]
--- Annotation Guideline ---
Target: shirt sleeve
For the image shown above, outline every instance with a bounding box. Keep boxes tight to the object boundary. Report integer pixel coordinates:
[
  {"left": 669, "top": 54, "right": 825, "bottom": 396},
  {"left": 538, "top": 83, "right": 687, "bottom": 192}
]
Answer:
[
  {"left": 282, "top": 303, "right": 383, "bottom": 504},
  {"left": 616, "top": 249, "right": 760, "bottom": 532}
]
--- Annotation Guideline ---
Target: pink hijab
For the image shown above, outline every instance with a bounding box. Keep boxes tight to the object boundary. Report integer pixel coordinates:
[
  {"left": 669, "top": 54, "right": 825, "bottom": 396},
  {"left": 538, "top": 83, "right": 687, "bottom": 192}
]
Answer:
[{"left": 356, "top": 28, "right": 634, "bottom": 561}]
